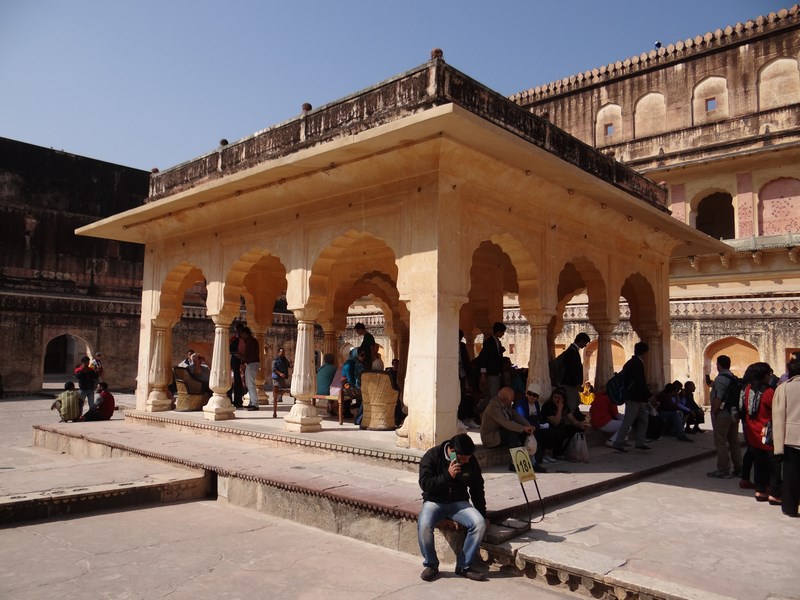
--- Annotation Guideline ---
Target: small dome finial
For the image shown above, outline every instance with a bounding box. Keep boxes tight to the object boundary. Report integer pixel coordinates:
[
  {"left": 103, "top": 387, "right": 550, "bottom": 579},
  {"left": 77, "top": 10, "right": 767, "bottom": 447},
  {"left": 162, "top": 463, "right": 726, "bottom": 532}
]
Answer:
[{"left": 431, "top": 48, "right": 444, "bottom": 60}]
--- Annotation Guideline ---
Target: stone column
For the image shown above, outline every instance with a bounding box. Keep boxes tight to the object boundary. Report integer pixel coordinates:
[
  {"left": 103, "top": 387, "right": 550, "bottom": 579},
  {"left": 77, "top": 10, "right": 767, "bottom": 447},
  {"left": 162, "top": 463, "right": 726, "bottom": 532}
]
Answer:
[
  {"left": 397, "top": 293, "right": 464, "bottom": 450},
  {"left": 284, "top": 316, "right": 322, "bottom": 432},
  {"left": 203, "top": 314, "right": 236, "bottom": 421},
  {"left": 322, "top": 328, "right": 338, "bottom": 365},
  {"left": 593, "top": 321, "right": 618, "bottom": 391},
  {"left": 525, "top": 315, "right": 552, "bottom": 395},
  {"left": 643, "top": 329, "right": 664, "bottom": 392},
  {"left": 251, "top": 325, "right": 269, "bottom": 406},
  {"left": 146, "top": 321, "right": 172, "bottom": 412},
  {"left": 396, "top": 333, "right": 409, "bottom": 389}
]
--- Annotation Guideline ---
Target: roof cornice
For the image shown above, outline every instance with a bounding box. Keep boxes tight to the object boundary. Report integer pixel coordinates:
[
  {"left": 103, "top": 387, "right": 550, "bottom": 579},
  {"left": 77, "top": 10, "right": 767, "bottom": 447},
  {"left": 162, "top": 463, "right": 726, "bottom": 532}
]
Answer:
[{"left": 510, "top": 5, "right": 800, "bottom": 106}]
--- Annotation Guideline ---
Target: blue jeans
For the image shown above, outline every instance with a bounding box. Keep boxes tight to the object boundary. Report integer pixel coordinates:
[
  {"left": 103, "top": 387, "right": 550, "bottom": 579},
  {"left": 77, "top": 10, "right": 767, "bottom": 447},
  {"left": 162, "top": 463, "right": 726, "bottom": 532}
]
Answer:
[{"left": 417, "top": 500, "right": 486, "bottom": 570}]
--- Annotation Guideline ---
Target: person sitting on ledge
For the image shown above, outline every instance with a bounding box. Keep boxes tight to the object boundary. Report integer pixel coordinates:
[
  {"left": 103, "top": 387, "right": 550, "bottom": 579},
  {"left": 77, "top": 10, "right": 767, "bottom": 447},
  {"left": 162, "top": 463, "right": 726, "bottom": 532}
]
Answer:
[
  {"left": 655, "top": 382, "right": 694, "bottom": 442},
  {"left": 417, "top": 433, "right": 488, "bottom": 582},
  {"left": 481, "top": 386, "right": 545, "bottom": 473},
  {"left": 589, "top": 384, "right": 625, "bottom": 447},
  {"left": 540, "top": 387, "right": 590, "bottom": 459}
]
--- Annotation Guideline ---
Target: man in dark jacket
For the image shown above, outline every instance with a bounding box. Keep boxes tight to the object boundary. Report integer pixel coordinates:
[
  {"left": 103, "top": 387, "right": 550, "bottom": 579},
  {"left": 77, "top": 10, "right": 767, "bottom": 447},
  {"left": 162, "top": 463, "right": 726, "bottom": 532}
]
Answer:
[
  {"left": 476, "top": 321, "right": 506, "bottom": 408},
  {"left": 612, "top": 341, "right": 652, "bottom": 453},
  {"left": 554, "top": 332, "right": 590, "bottom": 413},
  {"left": 417, "top": 433, "right": 488, "bottom": 582}
]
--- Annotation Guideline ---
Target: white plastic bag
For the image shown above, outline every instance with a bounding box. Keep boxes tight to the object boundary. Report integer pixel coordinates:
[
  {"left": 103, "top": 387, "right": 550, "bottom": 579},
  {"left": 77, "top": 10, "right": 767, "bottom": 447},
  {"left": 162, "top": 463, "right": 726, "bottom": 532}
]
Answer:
[
  {"left": 524, "top": 433, "right": 538, "bottom": 456},
  {"left": 566, "top": 432, "right": 589, "bottom": 463}
]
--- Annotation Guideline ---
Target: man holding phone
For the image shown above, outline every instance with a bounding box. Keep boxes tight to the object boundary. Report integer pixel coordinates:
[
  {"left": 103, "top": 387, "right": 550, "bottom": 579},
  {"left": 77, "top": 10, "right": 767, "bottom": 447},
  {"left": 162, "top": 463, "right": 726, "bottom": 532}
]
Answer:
[{"left": 417, "top": 433, "right": 488, "bottom": 582}]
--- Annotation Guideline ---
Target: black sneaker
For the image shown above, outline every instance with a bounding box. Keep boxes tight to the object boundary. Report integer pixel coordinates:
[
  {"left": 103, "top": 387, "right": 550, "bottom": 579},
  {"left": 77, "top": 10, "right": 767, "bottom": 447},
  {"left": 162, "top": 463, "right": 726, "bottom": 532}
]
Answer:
[
  {"left": 532, "top": 463, "right": 548, "bottom": 473},
  {"left": 420, "top": 566, "right": 439, "bottom": 581},
  {"left": 636, "top": 445, "right": 652, "bottom": 450},
  {"left": 613, "top": 444, "right": 628, "bottom": 453},
  {"left": 455, "top": 567, "right": 486, "bottom": 581},
  {"left": 247, "top": 405, "right": 259, "bottom": 411}
]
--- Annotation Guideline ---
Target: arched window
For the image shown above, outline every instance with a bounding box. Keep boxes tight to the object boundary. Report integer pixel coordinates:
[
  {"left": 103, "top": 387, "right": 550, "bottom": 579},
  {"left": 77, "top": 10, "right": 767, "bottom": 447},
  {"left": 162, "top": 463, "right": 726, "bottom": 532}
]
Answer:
[
  {"left": 696, "top": 192, "right": 735, "bottom": 240},
  {"left": 692, "top": 77, "right": 729, "bottom": 126},
  {"left": 595, "top": 104, "right": 622, "bottom": 145},
  {"left": 759, "top": 178, "right": 800, "bottom": 236},
  {"left": 634, "top": 92, "right": 666, "bottom": 138},
  {"left": 758, "top": 58, "right": 800, "bottom": 111}
]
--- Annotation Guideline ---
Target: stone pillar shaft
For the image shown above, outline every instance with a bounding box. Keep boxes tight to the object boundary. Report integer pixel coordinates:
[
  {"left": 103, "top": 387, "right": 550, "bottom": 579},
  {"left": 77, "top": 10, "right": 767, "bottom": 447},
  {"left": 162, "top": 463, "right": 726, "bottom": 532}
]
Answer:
[
  {"left": 527, "top": 323, "right": 551, "bottom": 395},
  {"left": 284, "top": 318, "right": 322, "bottom": 432},
  {"left": 203, "top": 316, "right": 236, "bottom": 421},
  {"left": 593, "top": 322, "right": 617, "bottom": 391},
  {"left": 323, "top": 330, "right": 338, "bottom": 365},
  {"left": 146, "top": 324, "right": 171, "bottom": 411}
]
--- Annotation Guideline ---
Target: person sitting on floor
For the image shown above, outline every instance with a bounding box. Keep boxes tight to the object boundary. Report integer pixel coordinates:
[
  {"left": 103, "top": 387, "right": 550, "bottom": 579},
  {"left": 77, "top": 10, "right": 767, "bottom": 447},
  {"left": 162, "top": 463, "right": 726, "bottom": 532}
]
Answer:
[
  {"left": 655, "top": 382, "right": 693, "bottom": 442},
  {"left": 56, "top": 381, "right": 83, "bottom": 422},
  {"left": 679, "top": 380, "right": 705, "bottom": 434},
  {"left": 589, "top": 385, "right": 624, "bottom": 447},
  {"left": 540, "top": 387, "right": 590, "bottom": 459},
  {"left": 82, "top": 381, "right": 116, "bottom": 421},
  {"left": 481, "top": 386, "right": 545, "bottom": 472}
]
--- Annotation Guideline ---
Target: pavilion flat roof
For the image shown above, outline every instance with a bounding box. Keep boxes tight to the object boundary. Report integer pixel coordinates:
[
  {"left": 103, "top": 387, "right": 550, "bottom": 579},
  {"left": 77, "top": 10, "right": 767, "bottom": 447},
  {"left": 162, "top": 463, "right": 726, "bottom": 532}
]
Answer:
[{"left": 77, "top": 56, "right": 727, "bottom": 258}]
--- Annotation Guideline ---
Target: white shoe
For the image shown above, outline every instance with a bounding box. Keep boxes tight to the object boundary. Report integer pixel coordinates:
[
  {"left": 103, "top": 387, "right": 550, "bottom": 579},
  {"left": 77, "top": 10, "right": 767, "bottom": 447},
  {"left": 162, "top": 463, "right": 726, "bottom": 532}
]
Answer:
[
  {"left": 542, "top": 455, "right": 557, "bottom": 464},
  {"left": 464, "top": 419, "right": 479, "bottom": 429}
]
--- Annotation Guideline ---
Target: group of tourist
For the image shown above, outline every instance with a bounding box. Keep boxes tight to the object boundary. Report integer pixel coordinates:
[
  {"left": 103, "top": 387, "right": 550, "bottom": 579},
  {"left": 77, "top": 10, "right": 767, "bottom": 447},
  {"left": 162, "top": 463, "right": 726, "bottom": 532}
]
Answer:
[
  {"left": 707, "top": 353, "right": 800, "bottom": 519},
  {"left": 418, "top": 336, "right": 800, "bottom": 584},
  {"left": 54, "top": 355, "right": 115, "bottom": 422}
]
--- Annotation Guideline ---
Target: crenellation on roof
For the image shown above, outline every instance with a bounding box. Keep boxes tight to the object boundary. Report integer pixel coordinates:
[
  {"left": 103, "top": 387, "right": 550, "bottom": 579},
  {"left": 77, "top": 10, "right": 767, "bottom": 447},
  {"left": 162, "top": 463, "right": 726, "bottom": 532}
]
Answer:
[{"left": 510, "top": 5, "right": 800, "bottom": 106}]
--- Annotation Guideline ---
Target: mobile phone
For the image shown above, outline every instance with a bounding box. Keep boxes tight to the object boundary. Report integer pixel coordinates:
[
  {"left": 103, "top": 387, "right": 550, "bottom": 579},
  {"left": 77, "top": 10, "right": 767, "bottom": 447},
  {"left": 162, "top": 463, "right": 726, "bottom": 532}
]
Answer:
[{"left": 448, "top": 450, "right": 457, "bottom": 461}]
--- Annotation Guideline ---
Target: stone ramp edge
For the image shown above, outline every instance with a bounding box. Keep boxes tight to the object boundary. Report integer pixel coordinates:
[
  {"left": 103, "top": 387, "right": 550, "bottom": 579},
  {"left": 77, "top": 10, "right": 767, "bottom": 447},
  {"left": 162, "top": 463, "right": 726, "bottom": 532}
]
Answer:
[
  {"left": 0, "top": 473, "right": 211, "bottom": 526},
  {"left": 33, "top": 423, "right": 421, "bottom": 520}
]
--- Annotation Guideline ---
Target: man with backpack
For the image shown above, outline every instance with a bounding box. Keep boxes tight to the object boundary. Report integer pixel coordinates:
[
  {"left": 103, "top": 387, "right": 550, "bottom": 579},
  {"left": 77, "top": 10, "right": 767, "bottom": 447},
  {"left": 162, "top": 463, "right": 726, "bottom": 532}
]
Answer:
[{"left": 707, "top": 355, "right": 743, "bottom": 479}]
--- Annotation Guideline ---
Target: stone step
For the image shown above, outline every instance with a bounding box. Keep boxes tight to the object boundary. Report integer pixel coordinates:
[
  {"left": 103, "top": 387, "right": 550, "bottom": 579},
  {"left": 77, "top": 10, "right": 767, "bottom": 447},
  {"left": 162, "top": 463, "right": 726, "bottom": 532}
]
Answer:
[
  {"left": 31, "top": 417, "right": 719, "bottom": 600},
  {"left": 0, "top": 453, "right": 210, "bottom": 526}
]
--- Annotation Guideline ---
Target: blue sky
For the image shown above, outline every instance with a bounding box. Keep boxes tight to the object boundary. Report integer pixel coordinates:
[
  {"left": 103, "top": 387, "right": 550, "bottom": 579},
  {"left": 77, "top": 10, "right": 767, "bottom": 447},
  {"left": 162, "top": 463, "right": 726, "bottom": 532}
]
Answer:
[{"left": 0, "top": 0, "right": 786, "bottom": 170}]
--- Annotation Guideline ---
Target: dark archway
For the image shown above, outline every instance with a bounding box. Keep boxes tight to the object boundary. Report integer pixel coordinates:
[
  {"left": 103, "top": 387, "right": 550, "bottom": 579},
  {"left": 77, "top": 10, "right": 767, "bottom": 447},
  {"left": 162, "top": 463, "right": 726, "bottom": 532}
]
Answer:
[{"left": 696, "top": 192, "right": 734, "bottom": 240}]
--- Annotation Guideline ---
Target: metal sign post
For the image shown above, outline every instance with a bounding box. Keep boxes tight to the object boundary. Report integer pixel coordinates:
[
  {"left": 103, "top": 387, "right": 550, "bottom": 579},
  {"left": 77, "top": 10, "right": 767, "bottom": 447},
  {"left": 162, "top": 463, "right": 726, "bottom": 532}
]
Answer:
[{"left": 509, "top": 446, "right": 545, "bottom": 524}]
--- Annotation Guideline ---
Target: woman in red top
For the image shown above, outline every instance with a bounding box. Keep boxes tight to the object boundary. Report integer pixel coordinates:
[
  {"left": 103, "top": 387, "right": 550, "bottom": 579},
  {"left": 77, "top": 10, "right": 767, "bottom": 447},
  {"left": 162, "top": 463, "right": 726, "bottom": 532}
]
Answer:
[
  {"left": 589, "top": 388, "right": 623, "bottom": 446},
  {"left": 742, "top": 362, "right": 781, "bottom": 504}
]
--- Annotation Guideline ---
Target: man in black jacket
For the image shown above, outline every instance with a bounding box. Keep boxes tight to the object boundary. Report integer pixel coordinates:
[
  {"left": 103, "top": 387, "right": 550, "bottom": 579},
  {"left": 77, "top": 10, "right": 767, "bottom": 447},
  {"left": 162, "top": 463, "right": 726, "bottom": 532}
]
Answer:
[
  {"left": 554, "top": 332, "right": 590, "bottom": 413},
  {"left": 417, "top": 433, "right": 488, "bottom": 582},
  {"left": 612, "top": 341, "right": 652, "bottom": 453}
]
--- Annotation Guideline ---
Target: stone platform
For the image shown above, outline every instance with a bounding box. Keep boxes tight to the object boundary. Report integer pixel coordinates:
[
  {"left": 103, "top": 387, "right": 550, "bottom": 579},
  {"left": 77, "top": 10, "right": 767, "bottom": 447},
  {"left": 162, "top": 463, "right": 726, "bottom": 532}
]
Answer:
[
  {"left": 7, "top": 396, "right": 798, "bottom": 600},
  {"left": 31, "top": 400, "right": 766, "bottom": 600}
]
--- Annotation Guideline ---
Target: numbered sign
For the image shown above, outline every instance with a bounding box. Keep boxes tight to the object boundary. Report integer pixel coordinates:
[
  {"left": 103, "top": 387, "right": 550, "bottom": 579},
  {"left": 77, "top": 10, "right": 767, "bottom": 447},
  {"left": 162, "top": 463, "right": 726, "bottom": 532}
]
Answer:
[{"left": 509, "top": 447, "right": 536, "bottom": 482}]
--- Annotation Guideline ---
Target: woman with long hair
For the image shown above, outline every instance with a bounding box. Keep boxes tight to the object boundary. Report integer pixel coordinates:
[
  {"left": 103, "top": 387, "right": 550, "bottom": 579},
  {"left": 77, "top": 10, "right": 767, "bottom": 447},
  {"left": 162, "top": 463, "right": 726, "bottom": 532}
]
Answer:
[{"left": 742, "top": 362, "right": 781, "bottom": 505}]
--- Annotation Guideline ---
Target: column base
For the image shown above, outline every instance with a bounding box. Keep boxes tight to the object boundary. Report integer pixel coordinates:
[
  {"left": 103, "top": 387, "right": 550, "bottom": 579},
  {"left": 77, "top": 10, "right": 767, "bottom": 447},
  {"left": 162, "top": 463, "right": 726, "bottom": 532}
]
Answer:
[
  {"left": 395, "top": 419, "right": 410, "bottom": 448},
  {"left": 284, "top": 400, "right": 322, "bottom": 432},
  {"left": 203, "top": 393, "right": 236, "bottom": 421},
  {"left": 146, "top": 390, "right": 172, "bottom": 412}
]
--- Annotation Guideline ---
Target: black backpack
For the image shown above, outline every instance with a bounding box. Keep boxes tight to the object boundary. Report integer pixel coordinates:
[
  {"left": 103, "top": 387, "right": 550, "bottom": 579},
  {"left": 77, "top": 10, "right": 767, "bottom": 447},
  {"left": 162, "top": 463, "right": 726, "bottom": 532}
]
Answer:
[
  {"left": 606, "top": 372, "right": 627, "bottom": 406},
  {"left": 718, "top": 373, "right": 743, "bottom": 415}
]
